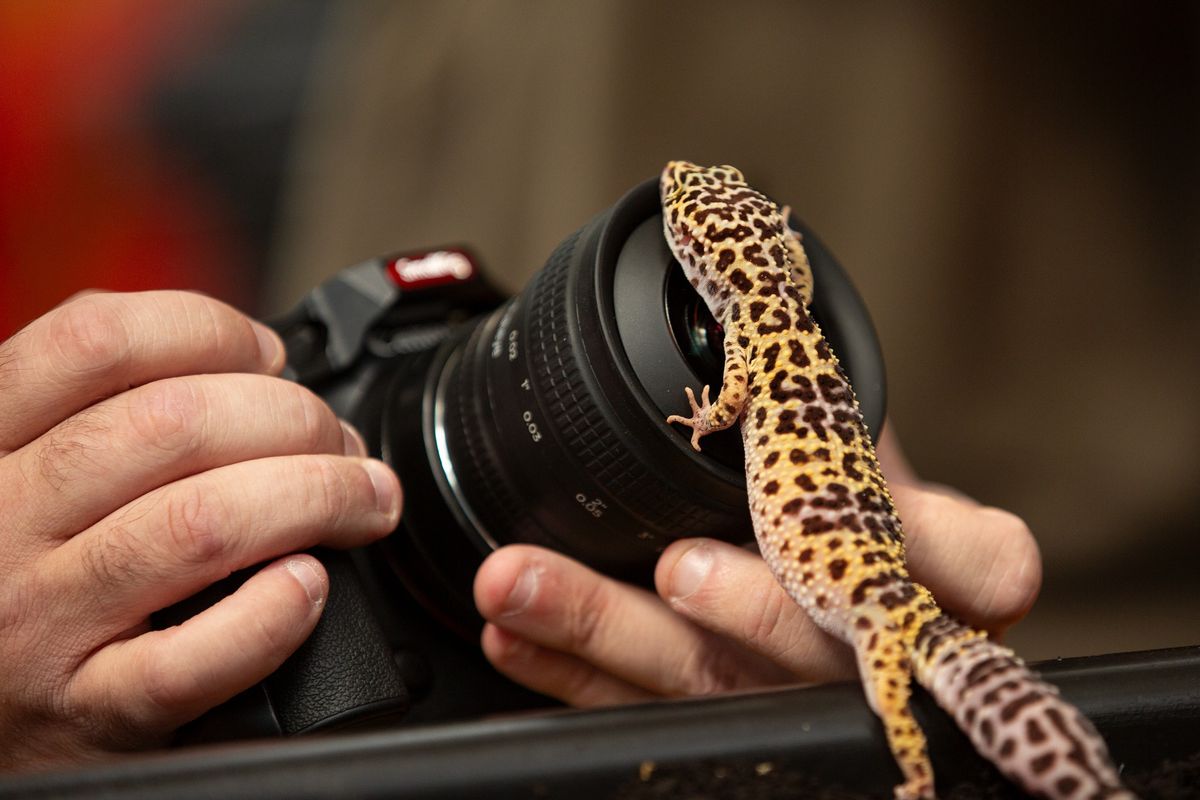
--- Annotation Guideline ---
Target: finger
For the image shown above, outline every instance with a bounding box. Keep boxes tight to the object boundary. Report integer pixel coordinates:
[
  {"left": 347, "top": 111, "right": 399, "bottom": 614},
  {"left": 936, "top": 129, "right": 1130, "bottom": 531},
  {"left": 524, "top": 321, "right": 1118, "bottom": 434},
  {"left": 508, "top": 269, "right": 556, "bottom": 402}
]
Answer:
[
  {"left": 654, "top": 539, "right": 858, "bottom": 682},
  {"left": 3, "top": 373, "right": 359, "bottom": 549},
  {"left": 872, "top": 421, "right": 1041, "bottom": 632},
  {"left": 475, "top": 545, "right": 792, "bottom": 699},
  {"left": 480, "top": 624, "right": 656, "bottom": 707},
  {"left": 70, "top": 554, "right": 329, "bottom": 736},
  {"left": 893, "top": 483, "right": 1041, "bottom": 634},
  {"left": 0, "top": 291, "right": 286, "bottom": 453},
  {"left": 42, "top": 454, "right": 401, "bottom": 636}
]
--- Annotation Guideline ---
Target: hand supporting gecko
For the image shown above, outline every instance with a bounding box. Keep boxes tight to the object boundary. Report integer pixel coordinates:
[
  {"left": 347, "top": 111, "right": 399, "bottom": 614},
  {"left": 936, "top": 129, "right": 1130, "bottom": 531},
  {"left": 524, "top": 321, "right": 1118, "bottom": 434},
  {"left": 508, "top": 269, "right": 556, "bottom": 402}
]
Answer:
[{"left": 474, "top": 426, "right": 1041, "bottom": 706}]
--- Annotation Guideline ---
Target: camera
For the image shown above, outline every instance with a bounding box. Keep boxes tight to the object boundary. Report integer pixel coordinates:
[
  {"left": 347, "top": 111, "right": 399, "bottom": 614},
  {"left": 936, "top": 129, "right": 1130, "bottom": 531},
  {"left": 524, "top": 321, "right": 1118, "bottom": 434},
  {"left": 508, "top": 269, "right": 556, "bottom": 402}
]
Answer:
[{"left": 174, "top": 176, "right": 886, "bottom": 741}]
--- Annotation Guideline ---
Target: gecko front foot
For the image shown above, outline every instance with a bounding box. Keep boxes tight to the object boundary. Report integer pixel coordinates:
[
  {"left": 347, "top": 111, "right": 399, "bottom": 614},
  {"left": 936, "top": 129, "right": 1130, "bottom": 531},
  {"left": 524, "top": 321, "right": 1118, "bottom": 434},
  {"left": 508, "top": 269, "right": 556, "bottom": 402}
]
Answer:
[{"left": 665, "top": 385, "right": 714, "bottom": 451}]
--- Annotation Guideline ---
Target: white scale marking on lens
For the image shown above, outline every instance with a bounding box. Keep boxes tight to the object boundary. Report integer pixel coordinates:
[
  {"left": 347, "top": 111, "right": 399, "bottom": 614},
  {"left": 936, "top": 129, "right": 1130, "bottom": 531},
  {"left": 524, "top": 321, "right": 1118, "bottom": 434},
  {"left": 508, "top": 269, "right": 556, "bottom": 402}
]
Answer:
[{"left": 490, "top": 302, "right": 519, "bottom": 359}]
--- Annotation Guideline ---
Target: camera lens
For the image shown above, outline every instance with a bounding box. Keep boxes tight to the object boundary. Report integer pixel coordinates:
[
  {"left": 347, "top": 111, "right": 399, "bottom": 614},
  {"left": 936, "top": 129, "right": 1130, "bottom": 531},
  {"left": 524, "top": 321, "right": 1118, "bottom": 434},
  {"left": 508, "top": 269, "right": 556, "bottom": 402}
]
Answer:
[{"left": 377, "top": 178, "right": 885, "bottom": 636}]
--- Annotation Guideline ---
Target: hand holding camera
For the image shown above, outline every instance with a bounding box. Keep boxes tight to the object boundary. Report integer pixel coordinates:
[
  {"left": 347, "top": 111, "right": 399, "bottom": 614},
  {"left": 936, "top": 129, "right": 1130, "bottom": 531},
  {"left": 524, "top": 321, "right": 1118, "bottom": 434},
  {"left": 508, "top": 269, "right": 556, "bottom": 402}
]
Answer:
[{"left": 0, "top": 290, "right": 400, "bottom": 771}]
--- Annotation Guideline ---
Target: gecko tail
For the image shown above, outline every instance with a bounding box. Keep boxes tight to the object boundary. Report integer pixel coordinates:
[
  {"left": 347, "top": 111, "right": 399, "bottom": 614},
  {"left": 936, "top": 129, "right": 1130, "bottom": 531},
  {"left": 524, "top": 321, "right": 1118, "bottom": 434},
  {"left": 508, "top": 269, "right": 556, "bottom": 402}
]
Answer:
[{"left": 910, "top": 614, "right": 1136, "bottom": 799}]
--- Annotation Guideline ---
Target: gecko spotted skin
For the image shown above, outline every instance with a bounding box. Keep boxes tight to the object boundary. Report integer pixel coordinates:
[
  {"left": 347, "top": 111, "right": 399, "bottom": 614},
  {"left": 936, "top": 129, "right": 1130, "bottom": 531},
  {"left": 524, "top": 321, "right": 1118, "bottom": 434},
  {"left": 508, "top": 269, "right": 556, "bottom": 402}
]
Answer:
[{"left": 661, "top": 161, "right": 1134, "bottom": 800}]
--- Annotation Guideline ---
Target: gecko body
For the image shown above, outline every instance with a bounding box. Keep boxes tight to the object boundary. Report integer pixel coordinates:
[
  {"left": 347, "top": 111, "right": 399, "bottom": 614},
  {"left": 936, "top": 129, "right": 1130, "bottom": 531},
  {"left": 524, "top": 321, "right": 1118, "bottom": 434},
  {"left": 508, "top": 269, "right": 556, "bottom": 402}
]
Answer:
[{"left": 661, "top": 161, "right": 1133, "bottom": 800}]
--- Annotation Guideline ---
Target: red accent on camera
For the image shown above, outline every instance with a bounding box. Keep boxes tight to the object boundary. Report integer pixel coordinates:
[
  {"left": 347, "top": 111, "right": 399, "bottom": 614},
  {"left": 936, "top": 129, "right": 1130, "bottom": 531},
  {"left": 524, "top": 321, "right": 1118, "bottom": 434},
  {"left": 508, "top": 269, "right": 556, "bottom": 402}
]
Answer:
[{"left": 385, "top": 249, "right": 476, "bottom": 290}]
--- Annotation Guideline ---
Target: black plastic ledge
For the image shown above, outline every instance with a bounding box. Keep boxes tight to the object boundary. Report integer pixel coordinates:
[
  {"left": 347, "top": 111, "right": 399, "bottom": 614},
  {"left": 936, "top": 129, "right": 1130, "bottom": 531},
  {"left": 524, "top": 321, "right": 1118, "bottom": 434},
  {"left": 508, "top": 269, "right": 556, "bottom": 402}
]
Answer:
[{"left": 3, "top": 647, "right": 1197, "bottom": 799}]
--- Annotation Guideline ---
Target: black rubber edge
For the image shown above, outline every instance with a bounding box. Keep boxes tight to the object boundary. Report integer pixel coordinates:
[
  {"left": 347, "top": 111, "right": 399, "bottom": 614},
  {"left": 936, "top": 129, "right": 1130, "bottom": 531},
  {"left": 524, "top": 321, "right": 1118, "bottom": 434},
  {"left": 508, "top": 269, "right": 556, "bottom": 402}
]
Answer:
[{"left": 5, "top": 646, "right": 1196, "bottom": 799}]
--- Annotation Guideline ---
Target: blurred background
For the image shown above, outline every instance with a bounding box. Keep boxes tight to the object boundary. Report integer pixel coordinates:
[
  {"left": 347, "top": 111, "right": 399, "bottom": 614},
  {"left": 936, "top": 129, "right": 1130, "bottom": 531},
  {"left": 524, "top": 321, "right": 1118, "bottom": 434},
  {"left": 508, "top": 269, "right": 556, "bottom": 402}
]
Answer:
[{"left": 1, "top": 1, "right": 1196, "bottom": 661}]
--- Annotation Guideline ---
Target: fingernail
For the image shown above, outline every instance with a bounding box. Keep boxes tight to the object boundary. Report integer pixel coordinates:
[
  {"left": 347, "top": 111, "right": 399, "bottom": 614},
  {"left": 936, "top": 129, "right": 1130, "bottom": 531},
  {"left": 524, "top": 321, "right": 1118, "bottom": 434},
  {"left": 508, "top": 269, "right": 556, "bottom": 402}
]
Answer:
[
  {"left": 669, "top": 544, "right": 713, "bottom": 602},
  {"left": 340, "top": 420, "right": 368, "bottom": 457},
  {"left": 251, "top": 320, "right": 285, "bottom": 371},
  {"left": 363, "top": 458, "right": 400, "bottom": 519},
  {"left": 501, "top": 564, "right": 541, "bottom": 617},
  {"left": 284, "top": 559, "right": 327, "bottom": 607}
]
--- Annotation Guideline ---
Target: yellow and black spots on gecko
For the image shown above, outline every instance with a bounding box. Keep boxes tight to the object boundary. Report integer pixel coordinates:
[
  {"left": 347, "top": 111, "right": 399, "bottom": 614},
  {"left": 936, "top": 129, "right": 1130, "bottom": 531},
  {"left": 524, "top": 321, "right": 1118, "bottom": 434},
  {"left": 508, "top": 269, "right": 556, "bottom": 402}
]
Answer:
[
  {"left": 662, "top": 160, "right": 941, "bottom": 798},
  {"left": 660, "top": 161, "right": 1135, "bottom": 800}
]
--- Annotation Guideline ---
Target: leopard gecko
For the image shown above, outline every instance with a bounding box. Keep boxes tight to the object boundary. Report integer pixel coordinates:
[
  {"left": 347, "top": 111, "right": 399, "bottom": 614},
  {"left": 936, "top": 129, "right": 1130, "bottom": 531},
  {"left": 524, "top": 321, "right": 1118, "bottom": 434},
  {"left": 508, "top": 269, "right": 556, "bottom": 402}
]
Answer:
[{"left": 661, "top": 160, "right": 1133, "bottom": 800}]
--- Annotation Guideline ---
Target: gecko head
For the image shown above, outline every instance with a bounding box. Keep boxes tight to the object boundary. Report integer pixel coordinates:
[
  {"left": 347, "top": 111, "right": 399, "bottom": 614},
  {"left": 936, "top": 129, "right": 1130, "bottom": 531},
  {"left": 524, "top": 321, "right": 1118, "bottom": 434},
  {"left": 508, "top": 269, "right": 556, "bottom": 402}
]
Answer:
[
  {"left": 659, "top": 161, "right": 757, "bottom": 323},
  {"left": 660, "top": 161, "right": 747, "bottom": 202}
]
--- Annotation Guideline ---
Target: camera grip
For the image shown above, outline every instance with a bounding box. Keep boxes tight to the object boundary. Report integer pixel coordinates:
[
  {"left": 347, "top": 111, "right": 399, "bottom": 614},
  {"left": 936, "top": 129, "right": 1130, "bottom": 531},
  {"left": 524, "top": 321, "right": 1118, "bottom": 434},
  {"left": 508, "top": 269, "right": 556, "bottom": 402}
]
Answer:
[{"left": 262, "top": 548, "right": 409, "bottom": 734}]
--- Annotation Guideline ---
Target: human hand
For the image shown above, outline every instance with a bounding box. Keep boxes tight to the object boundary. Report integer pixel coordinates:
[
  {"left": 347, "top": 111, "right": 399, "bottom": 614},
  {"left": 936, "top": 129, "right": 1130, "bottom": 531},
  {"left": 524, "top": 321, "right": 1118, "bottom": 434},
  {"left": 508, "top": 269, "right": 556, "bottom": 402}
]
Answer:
[
  {"left": 473, "top": 425, "right": 1039, "bottom": 706},
  {"left": 0, "top": 291, "right": 401, "bottom": 772}
]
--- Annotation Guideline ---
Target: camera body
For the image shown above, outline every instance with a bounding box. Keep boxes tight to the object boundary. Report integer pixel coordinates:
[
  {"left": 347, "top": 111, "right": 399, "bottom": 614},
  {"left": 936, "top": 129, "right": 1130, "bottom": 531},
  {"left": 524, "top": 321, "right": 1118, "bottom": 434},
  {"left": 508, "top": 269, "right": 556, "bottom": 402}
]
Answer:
[{"left": 175, "top": 177, "right": 886, "bottom": 741}]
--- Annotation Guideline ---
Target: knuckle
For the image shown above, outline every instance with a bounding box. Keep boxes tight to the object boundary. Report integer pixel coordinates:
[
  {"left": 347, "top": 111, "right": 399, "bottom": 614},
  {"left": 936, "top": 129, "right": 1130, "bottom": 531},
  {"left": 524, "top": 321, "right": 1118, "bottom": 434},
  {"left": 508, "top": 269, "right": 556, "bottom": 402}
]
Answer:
[
  {"left": 279, "top": 381, "right": 336, "bottom": 453},
  {"left": 34, "top": 411, "right": 110, "bottom": 490},
  {"left": 0, "top": 576, "right": 37, "bottom": 644},
  {"left": 160, "top": 484, "right": 227, "bottom": 568},
  {"left": 146, "top": 291, "right": 251, "bottom": 367},
  {"left": 298, "top": 455, "right": 355, "bottom": 527},
  {"left": 45, "top": 296, "right": 130, "bottom": 378},
  {"left": 81, "top": 519, "right": 152, "bottom": 586},
  {"left": 126, "top": 379, "right": 206, "bottom": 457},
  {"left": 176, "top": 292, "right": 257, "bottom": 363},
  {"left": 0, "top": 326, "right": 32, "bottom": 397},
  {"left": 246, "top": 608, "right": 295, "bottom": 665},
  {"left": 134, "top": 637, "right": 201, "bottom": 719},
  {"left": 566, "top": 577, "right": 613, "bottom": 654},
  {"left": 741, "top": 582, "right": 791, "bottom": 652}
]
